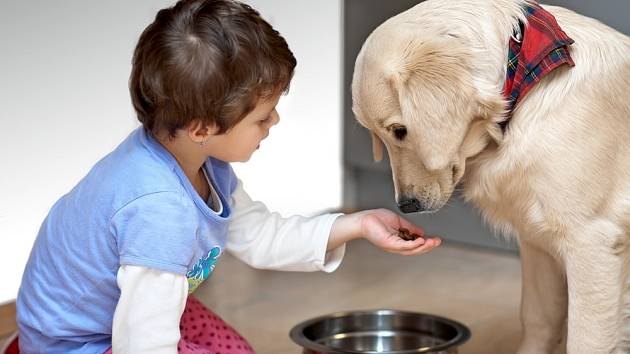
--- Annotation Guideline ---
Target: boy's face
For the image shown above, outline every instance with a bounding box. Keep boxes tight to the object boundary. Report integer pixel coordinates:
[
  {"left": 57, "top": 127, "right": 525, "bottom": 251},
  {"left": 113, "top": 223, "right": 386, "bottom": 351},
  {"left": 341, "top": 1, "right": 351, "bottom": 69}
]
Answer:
[{"left": 206, "top": 94, "right": 281, "bottom": 162}]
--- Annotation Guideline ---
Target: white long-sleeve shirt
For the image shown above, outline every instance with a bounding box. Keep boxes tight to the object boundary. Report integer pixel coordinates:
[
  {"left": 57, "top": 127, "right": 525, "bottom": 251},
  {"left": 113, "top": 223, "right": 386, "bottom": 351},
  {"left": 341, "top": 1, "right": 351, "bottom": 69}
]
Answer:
[{"left": 112, "top": 180, "right": 345, "bottom": 353}]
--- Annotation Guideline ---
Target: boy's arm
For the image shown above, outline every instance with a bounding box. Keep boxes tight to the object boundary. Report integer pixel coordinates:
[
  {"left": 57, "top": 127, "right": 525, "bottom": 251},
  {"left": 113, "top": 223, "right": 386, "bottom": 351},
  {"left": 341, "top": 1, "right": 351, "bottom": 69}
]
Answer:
[
  {"left": 228, "top": 180, "right": 441, "bottom": 266},
  {"left": 227, "top": 179, "right": 345, "bottom": 272},
  {"left": 112, "top": 265, "right": 187, "bottom": 354}
]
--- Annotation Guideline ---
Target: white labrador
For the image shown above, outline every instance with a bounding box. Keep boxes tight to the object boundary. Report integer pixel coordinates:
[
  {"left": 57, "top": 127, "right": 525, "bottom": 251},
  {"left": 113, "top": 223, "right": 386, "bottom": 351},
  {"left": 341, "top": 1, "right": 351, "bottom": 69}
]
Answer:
[{"left": 351, "top": 1, "right": 630, "bottom": 353}]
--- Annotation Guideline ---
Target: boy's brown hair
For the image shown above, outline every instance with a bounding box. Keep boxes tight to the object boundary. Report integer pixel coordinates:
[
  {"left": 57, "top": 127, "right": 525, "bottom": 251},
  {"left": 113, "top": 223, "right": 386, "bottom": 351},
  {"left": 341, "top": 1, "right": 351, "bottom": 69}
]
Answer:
[{"left": 130, "top": 0, "right": 296, "bottom": 137}]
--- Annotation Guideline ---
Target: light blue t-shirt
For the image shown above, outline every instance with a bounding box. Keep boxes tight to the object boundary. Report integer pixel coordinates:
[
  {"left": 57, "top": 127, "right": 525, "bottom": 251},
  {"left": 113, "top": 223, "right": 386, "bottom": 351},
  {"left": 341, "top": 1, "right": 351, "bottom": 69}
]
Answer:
[{"left": 17, "top": 127, "right": 238, "bottom": 354}]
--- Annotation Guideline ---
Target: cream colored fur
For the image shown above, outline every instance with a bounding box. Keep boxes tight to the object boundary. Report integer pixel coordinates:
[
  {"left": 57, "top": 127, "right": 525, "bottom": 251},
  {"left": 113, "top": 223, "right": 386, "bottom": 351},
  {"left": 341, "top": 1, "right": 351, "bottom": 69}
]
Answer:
[{"left": 351, "top": 1, "right": 630, "bottom": 353}]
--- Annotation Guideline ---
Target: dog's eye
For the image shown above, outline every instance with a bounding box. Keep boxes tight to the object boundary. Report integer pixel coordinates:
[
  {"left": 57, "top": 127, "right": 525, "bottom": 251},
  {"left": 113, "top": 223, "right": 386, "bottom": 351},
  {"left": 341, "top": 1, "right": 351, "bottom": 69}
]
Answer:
[{"left": 388, "top": 125, "right": 407, "bottom": 140}]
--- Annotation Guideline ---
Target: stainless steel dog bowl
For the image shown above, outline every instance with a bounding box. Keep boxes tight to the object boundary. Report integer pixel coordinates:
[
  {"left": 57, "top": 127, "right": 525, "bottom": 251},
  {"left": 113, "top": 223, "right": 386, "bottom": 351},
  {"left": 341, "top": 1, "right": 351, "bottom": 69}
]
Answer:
[{"left": 289, "top": 309, "right": 470, "bottom": 354}]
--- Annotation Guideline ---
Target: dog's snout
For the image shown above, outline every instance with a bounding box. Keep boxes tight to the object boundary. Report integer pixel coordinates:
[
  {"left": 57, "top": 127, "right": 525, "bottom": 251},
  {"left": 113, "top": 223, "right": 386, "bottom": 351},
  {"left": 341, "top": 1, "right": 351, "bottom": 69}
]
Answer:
[{"left": 397, "top": 198, "right": 425, "bottom": 214}]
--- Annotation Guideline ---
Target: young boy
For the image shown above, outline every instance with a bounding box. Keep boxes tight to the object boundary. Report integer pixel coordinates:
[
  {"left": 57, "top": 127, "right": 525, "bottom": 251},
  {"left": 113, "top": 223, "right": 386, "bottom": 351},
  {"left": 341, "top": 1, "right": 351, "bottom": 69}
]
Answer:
[{"left": 15, "top": 0, "right": 441, "bottom": 353}]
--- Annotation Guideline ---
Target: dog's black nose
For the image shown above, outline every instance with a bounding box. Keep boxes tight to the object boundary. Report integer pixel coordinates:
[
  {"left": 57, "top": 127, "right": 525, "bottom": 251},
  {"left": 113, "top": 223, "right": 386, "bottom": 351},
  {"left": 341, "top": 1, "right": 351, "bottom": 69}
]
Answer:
[{"left": 397, "top": 198, "right": 424, "bottom": 214}]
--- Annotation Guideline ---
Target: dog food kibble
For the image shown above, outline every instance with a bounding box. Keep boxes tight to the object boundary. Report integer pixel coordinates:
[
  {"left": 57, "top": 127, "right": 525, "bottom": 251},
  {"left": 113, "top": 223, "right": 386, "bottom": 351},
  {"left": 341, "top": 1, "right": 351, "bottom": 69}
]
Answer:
[{"left": 398, "top": 227, "right": 421, "bottom": 241}]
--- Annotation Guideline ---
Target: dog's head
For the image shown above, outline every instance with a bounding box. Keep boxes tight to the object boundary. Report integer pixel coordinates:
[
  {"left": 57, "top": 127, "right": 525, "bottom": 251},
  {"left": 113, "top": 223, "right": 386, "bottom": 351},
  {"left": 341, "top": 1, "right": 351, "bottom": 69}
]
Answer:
[{"left": 352, "top": 20, "right": 505, "bottom": 213}]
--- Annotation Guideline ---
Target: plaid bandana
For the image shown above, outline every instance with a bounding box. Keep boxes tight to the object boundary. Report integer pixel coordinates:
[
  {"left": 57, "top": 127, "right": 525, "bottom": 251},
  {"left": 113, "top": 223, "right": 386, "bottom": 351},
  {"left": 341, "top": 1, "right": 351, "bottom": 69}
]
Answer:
[{"left": 500, "top": 2, "right": 575, "bottom": 131}]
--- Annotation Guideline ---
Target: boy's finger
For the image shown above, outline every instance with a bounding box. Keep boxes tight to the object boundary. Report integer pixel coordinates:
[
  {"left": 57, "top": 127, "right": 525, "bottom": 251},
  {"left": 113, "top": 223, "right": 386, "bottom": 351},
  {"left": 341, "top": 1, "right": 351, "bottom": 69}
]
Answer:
[
  {"left": 399, "top": 237, "right": 441, "bottom": 255},
  {"left": 393, "top": 235, "right": 425, "bottom": 250},
  {"left": 381, "top": 238, "right": 423, "bottom": 254},
  {"left": 397, "top": 218, "right": 425, "bottom": 236}
]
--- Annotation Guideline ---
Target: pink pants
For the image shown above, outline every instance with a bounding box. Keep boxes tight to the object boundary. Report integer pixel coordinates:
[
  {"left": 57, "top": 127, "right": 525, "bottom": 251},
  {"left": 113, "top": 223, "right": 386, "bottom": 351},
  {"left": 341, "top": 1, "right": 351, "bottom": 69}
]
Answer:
[{"left": 104, "top": 296, "right": 254, "bottom": 354}]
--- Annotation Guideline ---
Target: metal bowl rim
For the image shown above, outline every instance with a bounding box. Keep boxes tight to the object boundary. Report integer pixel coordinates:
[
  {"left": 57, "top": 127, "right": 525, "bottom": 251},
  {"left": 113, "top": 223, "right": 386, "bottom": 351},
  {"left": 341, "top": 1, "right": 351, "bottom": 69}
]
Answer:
[{"left": 289, "top": 309, "right": 471, "bottom": 354}]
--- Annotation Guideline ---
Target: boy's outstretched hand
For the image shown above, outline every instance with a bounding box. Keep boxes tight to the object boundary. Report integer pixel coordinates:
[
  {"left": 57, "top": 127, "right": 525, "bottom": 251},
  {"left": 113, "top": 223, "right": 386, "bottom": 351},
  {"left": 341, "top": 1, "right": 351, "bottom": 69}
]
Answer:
[{"left": 328, "top": 209, "right": 441, "bottom": 255}]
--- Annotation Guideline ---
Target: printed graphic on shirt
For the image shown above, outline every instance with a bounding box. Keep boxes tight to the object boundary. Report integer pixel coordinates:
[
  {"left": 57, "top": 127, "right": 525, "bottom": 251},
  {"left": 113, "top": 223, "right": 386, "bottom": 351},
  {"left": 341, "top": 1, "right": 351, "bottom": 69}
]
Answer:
[{"left": 186, "top": 246, "right": 222, "bottom": 293}]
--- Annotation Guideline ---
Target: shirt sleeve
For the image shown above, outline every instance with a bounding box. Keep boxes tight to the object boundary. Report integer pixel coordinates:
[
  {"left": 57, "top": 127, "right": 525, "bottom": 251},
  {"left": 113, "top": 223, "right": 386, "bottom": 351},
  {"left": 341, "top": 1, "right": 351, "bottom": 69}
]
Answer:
[
  {"left": 109, "top": 191, "right": 198, "bottom": 275},
  {"left": 226, "top": 180, "right": 345, "bottom": 272},
  {"left": 112, "top": 265, "right": 188, "bottom": 354}
]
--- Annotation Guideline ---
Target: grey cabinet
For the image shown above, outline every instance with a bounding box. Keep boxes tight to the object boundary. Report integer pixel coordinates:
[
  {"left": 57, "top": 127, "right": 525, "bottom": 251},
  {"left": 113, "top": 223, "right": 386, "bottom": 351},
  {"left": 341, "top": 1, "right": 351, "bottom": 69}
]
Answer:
[
  {"left": 544, "top": 0, "right": 630, "bottom": 34},
  {"left": 341, "top": 0, "right": 630, "bottom": 252}
]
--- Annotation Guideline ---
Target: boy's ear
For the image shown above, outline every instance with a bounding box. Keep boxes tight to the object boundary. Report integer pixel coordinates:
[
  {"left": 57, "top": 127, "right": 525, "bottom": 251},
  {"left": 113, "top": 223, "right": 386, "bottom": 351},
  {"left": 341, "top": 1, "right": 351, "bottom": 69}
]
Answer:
[{"left": 187, "top": 120, "right": 214, "bottom": 143}]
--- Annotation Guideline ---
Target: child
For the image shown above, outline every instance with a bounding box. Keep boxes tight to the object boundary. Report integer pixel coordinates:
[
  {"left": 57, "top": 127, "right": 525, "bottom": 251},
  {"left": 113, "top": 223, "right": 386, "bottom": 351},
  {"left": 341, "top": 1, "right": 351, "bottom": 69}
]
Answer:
[{"left": 15, "top": 0, "right": 441, "bottom": 353}]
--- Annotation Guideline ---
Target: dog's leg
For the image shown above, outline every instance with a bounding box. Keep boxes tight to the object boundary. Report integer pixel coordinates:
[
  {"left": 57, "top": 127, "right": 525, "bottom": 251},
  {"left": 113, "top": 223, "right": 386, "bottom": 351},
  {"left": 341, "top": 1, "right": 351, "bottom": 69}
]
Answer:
[
  {"left": 564, "top": 221, "right": 625, "bottom": 354},
  {"left": 620, "top": 276, "right": 630, "bottom": 353},
  {"left": 517, "top": 240, "right": 567, "bottom": 354}
]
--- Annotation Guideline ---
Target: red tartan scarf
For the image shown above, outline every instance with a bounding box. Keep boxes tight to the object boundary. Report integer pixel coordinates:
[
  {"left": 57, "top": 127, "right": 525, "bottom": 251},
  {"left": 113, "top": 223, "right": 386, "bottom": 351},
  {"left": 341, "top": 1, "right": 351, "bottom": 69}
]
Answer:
[{"left": 500, "top": 2, "right": 575, "bottom": 132}]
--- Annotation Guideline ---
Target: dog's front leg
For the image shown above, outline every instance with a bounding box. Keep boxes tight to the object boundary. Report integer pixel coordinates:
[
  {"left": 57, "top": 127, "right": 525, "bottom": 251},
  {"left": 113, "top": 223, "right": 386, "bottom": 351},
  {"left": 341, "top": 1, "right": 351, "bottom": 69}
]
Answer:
[
  {"left": 564, "top": 222, "right": 625, "bottom": 354},
  {"left": 517, "top": 239, "right": 567, "bottom": 354}
]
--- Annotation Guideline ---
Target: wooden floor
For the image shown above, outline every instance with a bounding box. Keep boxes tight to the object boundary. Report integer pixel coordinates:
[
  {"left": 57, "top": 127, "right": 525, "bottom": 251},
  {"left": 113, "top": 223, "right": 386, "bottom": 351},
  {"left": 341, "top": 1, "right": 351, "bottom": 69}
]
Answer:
[
  {"left": 0, "top": 302, "right": 16, "bottom": 349},
  {"left": 0, "top": 241, "right": 523, "bottom": 353},
  {"left": 195, "top": 240, "right": 523, "bottom": 354}
]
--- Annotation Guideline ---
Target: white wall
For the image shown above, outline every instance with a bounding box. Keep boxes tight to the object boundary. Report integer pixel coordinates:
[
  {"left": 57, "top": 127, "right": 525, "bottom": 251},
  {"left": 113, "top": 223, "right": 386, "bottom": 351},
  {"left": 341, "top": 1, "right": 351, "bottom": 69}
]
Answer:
[
  {"left": 0, "top": 0, "right": 341, "bottom": 304},
  {"left": 232, "top": 0, "right": 342, "bottom": 216}
]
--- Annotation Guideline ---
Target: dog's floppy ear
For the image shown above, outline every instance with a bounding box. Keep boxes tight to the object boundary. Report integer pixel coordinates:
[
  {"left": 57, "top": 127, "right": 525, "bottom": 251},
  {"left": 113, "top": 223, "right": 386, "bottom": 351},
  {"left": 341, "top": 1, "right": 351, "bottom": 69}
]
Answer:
[
  {"left": 371, "top": 132, "right": 384, "bottom": 162},
  {"left": 476, "top": 96, "right": 506, "bottom": 144}
]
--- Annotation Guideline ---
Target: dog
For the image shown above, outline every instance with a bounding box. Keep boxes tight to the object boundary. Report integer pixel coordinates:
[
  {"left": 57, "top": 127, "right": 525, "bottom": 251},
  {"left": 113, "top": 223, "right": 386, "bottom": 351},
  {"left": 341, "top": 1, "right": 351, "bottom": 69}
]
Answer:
[{"left": 351, "top": 0, "right": 630, "bottom": 353}]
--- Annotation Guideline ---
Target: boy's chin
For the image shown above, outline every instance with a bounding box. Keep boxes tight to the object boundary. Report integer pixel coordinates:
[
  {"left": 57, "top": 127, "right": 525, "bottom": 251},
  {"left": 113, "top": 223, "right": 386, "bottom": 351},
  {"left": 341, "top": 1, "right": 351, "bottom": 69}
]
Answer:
[
  {"left": 232, "top": 153, "right": 254, "bottom": 163},
  {"left": 209, "top": 153, "right": 252, "bottom": 163}
]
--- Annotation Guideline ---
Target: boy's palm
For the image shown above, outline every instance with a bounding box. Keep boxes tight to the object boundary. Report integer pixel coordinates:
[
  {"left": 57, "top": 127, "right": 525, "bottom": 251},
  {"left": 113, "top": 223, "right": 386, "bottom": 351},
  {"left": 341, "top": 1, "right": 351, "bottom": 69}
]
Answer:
[{"left": 360, "top": 209, "right": 441, "bottom": 256}]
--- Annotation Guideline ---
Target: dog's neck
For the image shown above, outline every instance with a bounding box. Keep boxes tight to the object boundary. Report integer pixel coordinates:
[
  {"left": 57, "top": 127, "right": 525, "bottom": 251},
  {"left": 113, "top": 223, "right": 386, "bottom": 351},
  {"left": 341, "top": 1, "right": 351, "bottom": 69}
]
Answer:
[
  {"left": 434, "top": 0, "right": 528, "bottom": 146},
  {"left": 448, "top": 1, "right": 530, "bottom": 161},
  {"left": 455, "top": 1, "right": 533, "bottom": 149},
  {"left": 461, "top": 0, "right": 529, "bottom": 91}
]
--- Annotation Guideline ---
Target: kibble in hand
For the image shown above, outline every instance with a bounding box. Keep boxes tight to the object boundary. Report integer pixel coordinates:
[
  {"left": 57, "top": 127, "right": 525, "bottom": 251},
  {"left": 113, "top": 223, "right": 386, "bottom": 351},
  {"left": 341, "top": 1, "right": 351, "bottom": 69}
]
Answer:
[{"left": 398, "top": 227, "right": 422, "bottom": 241}]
